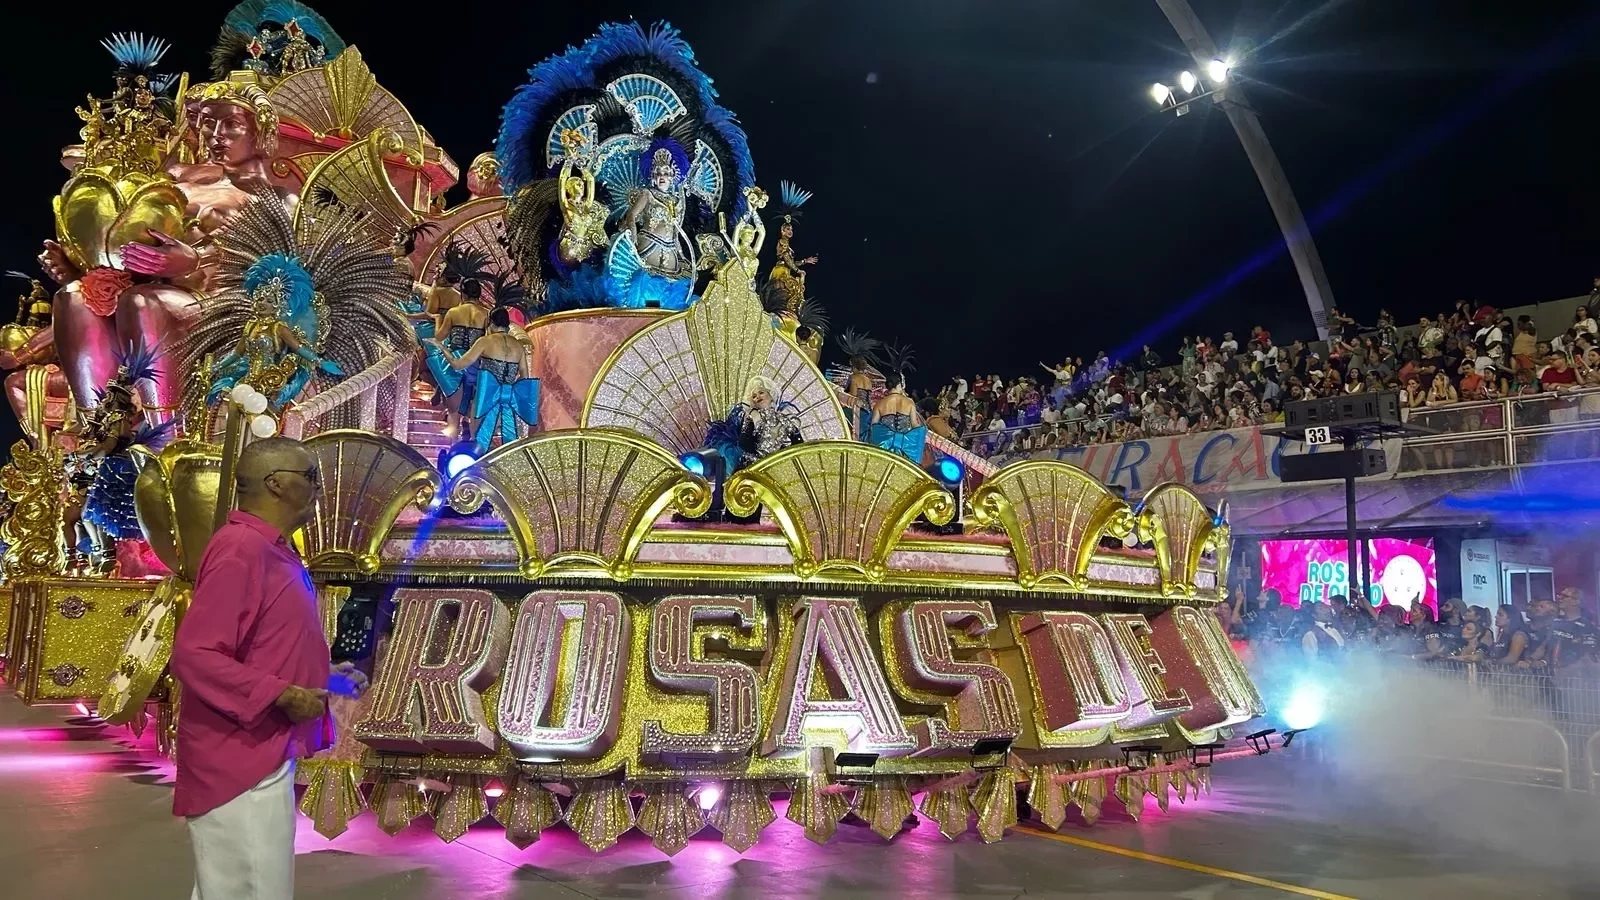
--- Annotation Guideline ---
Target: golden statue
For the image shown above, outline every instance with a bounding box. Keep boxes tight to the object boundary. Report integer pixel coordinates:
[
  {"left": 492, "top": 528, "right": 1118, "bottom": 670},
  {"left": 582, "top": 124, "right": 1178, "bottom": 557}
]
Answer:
[{"left": 556, "top": 131, "right": 609, "bottom": 264}]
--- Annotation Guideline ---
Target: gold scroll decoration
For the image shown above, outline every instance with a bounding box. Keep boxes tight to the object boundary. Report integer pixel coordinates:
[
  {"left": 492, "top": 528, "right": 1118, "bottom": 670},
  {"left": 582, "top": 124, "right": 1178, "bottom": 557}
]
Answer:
[
  {"left": 0, "top": 440, "right": 66, "bottom": 579},
  {"left": 581, "top": 271, "right": 850, "bottom": 457},
  {"left": 967, "top": 460, "right": 1136, "bottom": 590},
  {"left": 292, "top": 130, "right": 419, "bottom": 247},
  {"left": 130, "top": 440, "right": 224, "bottom": 583},
  {"left": 447, "top": 428, "right": 711, "bottom": 580},
  {"left": 1136, "top": 483, "right": 1225, "bottom": 599},
  {"left": 301, "top": 430, "right": 440, "bottom": 574},
  {"left": 266, "top": 47, "right": 425, "bottom": 159},
  {"left": 723, "top": 441, "right": 954, "bottom": 581}
]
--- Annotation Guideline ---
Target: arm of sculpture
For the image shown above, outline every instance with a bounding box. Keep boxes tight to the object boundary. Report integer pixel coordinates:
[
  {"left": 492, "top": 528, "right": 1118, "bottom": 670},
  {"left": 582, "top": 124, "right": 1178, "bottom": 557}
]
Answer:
[
  {"left": 0, "top": 325, "right": 57, "bottom": 369},
  {"left": 120, "top": 228, "right": 199, "bottom": 279}
]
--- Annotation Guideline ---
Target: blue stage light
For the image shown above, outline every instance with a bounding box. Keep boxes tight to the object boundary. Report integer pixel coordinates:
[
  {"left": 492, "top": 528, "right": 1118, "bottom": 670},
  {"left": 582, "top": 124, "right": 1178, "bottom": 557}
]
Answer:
[
  {"left": 933, "top": 456, "right": 965, "bottom": 485},
  {"left": 681, "top": 452, "right": 707, "bottom": 477},
  {"left": 440, "top": 441, "right": 480, "bottom": 479}
]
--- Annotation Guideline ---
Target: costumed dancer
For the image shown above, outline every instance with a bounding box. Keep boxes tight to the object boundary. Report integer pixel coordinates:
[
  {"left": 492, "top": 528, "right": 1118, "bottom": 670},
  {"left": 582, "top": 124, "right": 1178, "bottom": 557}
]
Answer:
[
  {"left": 175, "top": 194, "right": 415, "bottom": 422},
  {"left": 869, "top": 342, "right": 927, "bottom": 465},
  {"left": 393, "top": 221, "right": 441, "bottom": 343},
  {"left": 763, "top": 181, "right": 817, "bottom": 317},
  {"left": 737, "top": 375, "right": 804, "bottom": 469},
  {"left": 425, "top": 243, "right": 494, "bottom": 437},
  {"left": 66, "top": 340, "right": 172, "bottom": 575},
  {"left": 495, "top": 21, "right": 757, "bottom": 314},
  {"left": 607, "top": 140, "right": 697, "bottom": 309},
  {"left": 210, "top": 0, "right": 346, "bottom": 83},
  {"left": 836, "top": 328, "right": 882, "bottom": 441},
  {"left": 429, "top": 307, "right": 539, "bottom": 454}
]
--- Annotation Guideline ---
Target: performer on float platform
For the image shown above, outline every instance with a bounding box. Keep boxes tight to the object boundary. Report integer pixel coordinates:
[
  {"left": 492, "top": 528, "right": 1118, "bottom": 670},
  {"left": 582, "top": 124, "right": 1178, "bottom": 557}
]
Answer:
[
  {"left": 429, "top": 307, "right": 539, "bottom": 454},
  {"left": 869, "top": 342, "right": 927, "bottom": 465},
  {"left": 836, "top": 328, "right": 881, "bottom": 441}
]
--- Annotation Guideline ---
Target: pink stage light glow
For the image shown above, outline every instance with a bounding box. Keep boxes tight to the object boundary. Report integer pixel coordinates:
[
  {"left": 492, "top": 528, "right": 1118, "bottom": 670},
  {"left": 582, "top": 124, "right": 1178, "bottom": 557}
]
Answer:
[{"left": 695, "top": 784, "right": 721, "bottom": 811}]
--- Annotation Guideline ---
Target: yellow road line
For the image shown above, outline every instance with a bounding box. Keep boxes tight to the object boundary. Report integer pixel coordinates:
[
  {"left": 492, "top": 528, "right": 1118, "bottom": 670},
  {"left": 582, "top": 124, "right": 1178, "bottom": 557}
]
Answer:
[{"left": 1015, "top": 826, "right": 1360, "bottom": 900}]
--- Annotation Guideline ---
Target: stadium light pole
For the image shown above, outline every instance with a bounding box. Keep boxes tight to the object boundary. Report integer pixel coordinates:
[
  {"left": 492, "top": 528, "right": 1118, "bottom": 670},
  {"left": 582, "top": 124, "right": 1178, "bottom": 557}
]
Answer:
[{"left": 1154, "top": 0, "right": 1336, "bottom": 341}]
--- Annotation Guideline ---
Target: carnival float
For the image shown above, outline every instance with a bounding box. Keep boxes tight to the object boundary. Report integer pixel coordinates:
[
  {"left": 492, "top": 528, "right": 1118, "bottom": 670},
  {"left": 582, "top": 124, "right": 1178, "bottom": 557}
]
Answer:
[{"left": 0, "top": 4, "right": 1264, "bottom": 856}]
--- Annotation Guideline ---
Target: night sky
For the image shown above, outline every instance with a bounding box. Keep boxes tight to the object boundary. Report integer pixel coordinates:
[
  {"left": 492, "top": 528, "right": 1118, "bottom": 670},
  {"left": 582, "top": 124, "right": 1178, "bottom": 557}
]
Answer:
[{"left": 2, "top": 0, "right": 1597, "bottom": 449}]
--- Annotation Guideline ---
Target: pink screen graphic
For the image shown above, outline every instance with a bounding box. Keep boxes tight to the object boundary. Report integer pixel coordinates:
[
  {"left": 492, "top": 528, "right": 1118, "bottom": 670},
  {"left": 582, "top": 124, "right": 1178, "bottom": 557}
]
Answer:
[{"left": 1259, "top": 538, "right": 1437, "bottom": 613}]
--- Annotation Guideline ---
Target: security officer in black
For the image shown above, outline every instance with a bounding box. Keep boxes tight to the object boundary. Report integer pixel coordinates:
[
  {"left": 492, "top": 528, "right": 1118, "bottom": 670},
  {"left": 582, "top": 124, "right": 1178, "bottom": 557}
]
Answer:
[{"left": 1549, "top": 587, "right": 1599, "bottom": 672}]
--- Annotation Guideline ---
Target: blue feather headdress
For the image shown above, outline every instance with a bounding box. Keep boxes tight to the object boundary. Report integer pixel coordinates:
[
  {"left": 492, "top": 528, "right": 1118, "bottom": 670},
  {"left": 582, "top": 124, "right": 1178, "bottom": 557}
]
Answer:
[
  {"left": 495, "top": 20, "right": 756, "bottom": 216},
  {"left": 114, "top": 338, "right": 162, "bottom": 386},
  {"left": 102, "top": 33, "right": 170, "bottom": 76},
  {"left": 244, "top": 252, "right": 315, "bottom": 318},
  {"left": 777, "top": 180, "right": 814, "bottom": 223}
]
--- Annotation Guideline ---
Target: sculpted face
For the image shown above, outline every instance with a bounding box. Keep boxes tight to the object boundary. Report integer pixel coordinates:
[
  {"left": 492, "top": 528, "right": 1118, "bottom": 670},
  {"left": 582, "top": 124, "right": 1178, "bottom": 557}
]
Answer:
[{"left": 197, "top": 102, "right": 258, "bottom": 166}]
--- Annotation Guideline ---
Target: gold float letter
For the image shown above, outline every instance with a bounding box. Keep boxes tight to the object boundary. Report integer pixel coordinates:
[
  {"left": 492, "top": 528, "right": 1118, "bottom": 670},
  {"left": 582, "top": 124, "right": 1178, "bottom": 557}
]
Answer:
[
  {"left": 642, "top": 594, "right": 768, "bottom": 763},
  {"left": 1101, "top": 612, "right": 1192, "bottom": 729},
  {"left": 1147, "top": 606, "right": 1265, "bottom": 739},
  {"left": 881, "top": 600, "right": 1022, "bottom": 756}
]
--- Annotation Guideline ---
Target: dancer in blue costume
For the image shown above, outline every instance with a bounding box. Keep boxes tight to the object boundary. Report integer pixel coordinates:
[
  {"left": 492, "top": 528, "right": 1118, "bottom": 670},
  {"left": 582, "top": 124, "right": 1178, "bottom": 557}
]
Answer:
[
  {"left": 429, "top": 307, "right": 539, "bottom": 454},
  {"left": 868, "top": 343, "right": 927, "bottom": 465},
  {"left": 836, "top": 328, "right": 882, "bottom": 441},
  {"left": 605, "top": 140, "right": 696, "bottom": 309},
  {"left": 424, "top": 243, "right": 493, "bottom": 436}
]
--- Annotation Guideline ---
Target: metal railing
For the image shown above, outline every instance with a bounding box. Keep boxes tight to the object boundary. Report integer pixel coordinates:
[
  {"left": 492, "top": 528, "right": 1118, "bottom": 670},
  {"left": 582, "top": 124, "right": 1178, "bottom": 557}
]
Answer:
[{"left": 951, "top": 387, "right": 1600, "bottom": 475}]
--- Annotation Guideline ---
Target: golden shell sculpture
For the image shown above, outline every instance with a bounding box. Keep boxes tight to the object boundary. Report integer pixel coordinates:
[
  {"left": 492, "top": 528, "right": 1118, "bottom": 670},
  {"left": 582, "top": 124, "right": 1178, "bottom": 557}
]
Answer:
[
  {"left": 130, "top": 439, "right": 225, "bottom": 583},
  {"left": 301, "top": 431, "right": 441, "bottom": 575},
  {"left": 53, "top": 167, "right": 187, "bottom": 271},
  {"left": 582, "top": 285, "right": 850, "bottom": 458},
  {"left": 968, "top": 461, "right": 1137, "bottom": 590},
  {"left": 724, "top": 441, "right": 954, "bottom": 581},
  {"left": 448, "top": 428, "right": 711, "bottom": 579}
]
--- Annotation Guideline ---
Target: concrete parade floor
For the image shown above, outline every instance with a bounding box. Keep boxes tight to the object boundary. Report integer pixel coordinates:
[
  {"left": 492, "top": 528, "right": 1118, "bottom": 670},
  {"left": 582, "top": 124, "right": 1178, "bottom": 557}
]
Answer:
[{"left": 0, "top": 693, "right": 1596, "bottom": 899}]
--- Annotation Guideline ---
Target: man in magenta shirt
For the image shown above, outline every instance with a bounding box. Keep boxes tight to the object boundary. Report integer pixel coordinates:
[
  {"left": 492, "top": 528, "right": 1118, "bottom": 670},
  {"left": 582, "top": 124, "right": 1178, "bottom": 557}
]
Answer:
[{"left": 172, "top": 436, "right": 365, "bottom": 900}]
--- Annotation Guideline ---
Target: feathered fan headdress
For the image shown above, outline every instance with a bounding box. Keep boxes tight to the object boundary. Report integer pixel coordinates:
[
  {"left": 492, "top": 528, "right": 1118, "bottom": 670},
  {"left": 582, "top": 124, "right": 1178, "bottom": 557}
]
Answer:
[
  {"left": 102, "top": 33, "right": 170, "bottom": 77},
  {"left": 495, "top": 20, "right": 758, "bottom": 300},
  {"left": 880, "top": 340, "right": 916, "bottom": 388},
  {"left": 175, "top": 194, "right": 414, "bottom": 417},
  {"left": 211, "top": 0, "right": 346, "bottom": 80},
  {"left": 776, "top": 180, "right": 813, "bottom": 224},
  {"left": 836, "top": 328, "right": 882, "bottom": 367}
]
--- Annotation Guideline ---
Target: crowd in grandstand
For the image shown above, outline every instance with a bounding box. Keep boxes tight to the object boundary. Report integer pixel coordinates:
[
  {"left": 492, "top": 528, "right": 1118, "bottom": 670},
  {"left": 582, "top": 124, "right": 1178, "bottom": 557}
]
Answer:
[
  {"left": 931, "top": 282, "right": 1600, "bottom": 458},
  {"left": 1219, "top": 585, "right": 1598, "bottom": 673}
]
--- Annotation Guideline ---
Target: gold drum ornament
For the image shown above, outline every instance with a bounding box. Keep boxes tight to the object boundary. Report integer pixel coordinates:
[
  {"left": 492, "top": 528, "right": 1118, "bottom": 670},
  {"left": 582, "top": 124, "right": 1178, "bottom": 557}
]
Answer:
[{"left": 131, "top": 440, "right": 225, "bottom": 582}]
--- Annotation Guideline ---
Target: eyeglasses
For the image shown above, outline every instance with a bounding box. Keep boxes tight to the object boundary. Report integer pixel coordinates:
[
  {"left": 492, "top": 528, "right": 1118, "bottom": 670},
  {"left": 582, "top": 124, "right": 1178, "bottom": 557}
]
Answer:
[{"left": 266, "top": 466, "right": 321, "bottom": 487}]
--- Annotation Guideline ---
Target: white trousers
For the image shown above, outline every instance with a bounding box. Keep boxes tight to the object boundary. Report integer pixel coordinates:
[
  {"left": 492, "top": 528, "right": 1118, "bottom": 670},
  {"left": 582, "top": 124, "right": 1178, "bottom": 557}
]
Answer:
[{"left": 187, "top": 760, "right": 297, "bottom": 900}]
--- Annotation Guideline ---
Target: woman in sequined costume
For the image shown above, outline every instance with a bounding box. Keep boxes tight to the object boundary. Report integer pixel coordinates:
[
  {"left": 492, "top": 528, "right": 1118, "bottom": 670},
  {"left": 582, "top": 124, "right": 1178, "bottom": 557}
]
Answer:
[
  {"left": 737, "top": 376, "right": 803, "bottom": 470},
  {"left": 424, "top": 243, "right": 493, "bottom": 435},
  {"left": 429, "top": 307, "right": 538, "bottom": 454}
]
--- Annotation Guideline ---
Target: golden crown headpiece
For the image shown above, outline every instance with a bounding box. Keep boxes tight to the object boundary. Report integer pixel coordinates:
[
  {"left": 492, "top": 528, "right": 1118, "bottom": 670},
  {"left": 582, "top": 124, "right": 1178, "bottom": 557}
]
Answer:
[{"left": 650, "top": 147, "right": 682, "bottom": 182}]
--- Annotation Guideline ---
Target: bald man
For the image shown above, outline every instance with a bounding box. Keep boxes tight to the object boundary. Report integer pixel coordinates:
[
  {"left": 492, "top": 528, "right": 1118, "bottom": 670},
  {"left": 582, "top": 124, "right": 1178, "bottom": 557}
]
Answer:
[{"left": 172, "top": 436, "right": 365, "bottom": 900}]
